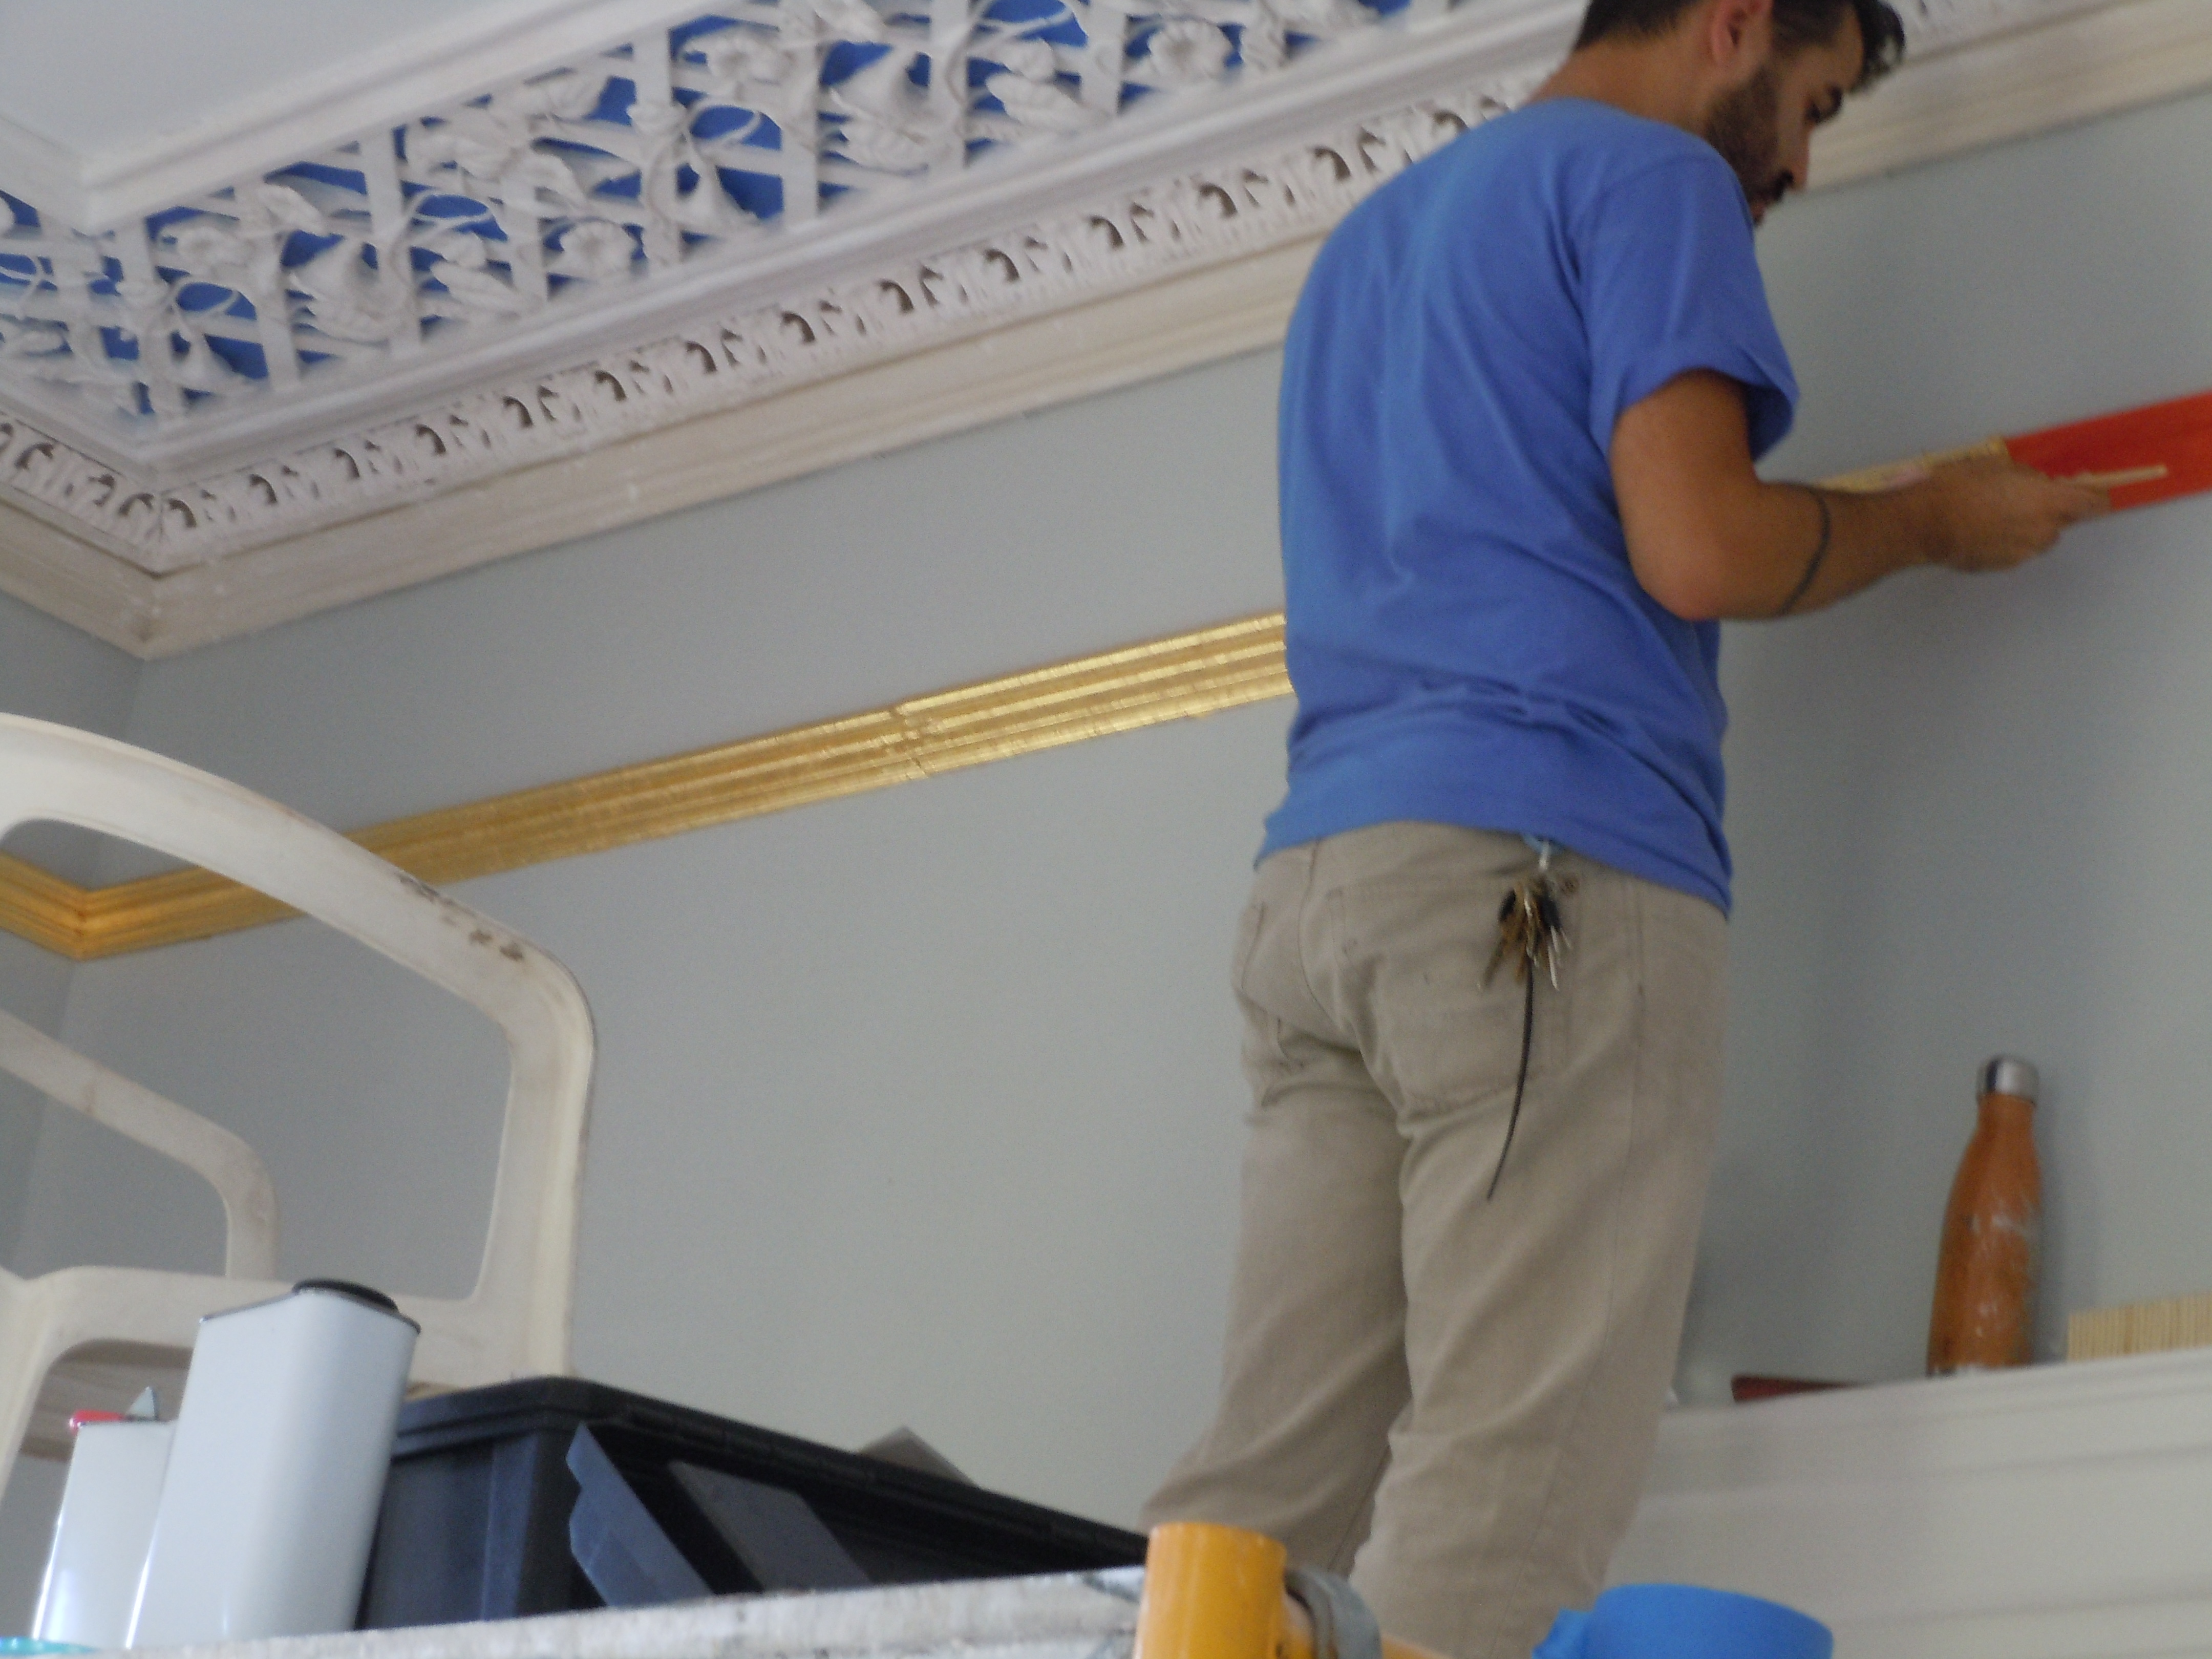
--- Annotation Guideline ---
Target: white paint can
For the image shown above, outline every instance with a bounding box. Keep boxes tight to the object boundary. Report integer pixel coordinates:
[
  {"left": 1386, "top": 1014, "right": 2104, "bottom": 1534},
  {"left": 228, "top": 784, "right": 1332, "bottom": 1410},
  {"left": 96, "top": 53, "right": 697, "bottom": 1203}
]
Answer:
[
  {"left": 31, "top": 1401, "right": 174, "bottom": 1650},
  {"left": 126, "top": 1281, "right": 419, "bottom": 1647}
]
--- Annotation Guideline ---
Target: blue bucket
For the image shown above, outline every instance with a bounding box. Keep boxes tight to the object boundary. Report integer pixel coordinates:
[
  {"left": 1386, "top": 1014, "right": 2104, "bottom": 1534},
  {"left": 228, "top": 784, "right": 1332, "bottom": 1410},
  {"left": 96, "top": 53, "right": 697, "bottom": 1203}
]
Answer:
[{"left": 1535, "top": 1585, "right": 1832, "bottom": 1659}]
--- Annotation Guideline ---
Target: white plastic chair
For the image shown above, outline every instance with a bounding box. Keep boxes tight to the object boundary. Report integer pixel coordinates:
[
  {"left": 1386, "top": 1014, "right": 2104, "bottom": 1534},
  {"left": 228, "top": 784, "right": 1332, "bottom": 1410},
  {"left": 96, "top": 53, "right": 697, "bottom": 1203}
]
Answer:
[
  {"left": 0, "top": 1008, "right": 282, "bottom": 1463},
  {"left": 0, "top": 713, "right": 595, "bottom": 1498}
]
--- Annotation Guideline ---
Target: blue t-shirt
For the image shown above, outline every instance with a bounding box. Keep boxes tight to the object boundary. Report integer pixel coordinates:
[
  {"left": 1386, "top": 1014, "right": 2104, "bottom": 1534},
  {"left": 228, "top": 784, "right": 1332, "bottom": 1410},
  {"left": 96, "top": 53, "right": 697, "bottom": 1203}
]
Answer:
[{"left": 1259, "top": 98, "right": 1798, "bottom": 912}]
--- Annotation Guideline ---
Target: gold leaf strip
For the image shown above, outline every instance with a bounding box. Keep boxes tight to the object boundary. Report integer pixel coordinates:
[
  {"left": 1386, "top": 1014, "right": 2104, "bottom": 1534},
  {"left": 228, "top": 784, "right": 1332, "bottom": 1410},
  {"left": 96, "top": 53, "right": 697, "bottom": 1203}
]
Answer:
[
  {"left": 0, "top": 850, "right": 88, "bottom": 958},
  {"left": 32, "top": 613, "right": 1288, "bottom": 961},
  {"left": 1821, "top": 436, "right": 2010, "bottom": 494}
]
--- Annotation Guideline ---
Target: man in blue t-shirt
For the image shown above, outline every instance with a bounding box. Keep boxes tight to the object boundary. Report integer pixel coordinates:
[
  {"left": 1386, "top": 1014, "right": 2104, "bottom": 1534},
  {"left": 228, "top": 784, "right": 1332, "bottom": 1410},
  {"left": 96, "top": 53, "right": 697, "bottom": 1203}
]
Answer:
[{"left": 1145, "top": 1, "right": 2107, "bottom": 1654}]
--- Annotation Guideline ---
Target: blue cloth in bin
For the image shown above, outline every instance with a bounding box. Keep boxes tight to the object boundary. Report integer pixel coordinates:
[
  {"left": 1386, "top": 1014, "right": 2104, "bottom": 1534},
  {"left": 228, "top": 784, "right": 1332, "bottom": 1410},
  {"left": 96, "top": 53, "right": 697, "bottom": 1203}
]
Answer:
[{"left": 1535, "top": 1585, "right": 1832, "bottom": 1659}]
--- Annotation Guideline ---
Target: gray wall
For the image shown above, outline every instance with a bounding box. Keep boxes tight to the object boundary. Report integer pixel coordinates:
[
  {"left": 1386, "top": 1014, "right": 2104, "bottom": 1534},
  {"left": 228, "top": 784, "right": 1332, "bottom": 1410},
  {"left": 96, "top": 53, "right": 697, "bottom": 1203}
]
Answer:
[{"left": 9, "top": 81, "right": 2212, "bottom": 1628}]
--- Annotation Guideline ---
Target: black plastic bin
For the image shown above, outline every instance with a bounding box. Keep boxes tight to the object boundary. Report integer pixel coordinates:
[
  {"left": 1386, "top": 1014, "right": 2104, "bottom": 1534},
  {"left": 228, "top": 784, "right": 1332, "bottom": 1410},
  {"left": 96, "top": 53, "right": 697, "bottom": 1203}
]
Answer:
[{"left": 358, "top": 1376, "right": 1147, "bottom": 1630}]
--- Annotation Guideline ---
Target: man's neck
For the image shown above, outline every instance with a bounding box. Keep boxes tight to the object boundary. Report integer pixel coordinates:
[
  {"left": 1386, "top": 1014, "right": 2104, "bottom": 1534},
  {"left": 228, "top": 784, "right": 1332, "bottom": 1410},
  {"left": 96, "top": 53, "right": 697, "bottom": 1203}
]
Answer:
[{"left": 1533, "top": 41, "right": 1710, "bottom": 135}]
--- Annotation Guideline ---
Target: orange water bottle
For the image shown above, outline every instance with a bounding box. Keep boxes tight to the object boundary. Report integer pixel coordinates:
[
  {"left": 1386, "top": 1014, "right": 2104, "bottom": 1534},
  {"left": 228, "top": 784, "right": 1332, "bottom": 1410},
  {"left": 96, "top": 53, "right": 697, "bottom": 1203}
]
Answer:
[{"left": 1926, "top": 1056, "right": 2043, "bottom": 1375}]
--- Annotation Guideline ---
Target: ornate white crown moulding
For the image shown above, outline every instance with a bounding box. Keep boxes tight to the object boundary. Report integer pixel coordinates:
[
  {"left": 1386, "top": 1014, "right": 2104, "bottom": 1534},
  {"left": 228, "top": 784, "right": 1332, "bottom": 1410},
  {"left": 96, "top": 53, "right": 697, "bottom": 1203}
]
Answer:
[{"left": 0, "top": 0, "right": 2198, "bottom": 654}]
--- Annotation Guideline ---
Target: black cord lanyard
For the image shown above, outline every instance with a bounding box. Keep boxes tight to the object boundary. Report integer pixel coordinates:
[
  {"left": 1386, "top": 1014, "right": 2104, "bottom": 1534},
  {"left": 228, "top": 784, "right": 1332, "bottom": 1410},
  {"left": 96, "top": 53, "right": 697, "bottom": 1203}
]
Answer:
[{"left": 1481, "top": 842, "right": 1575, "bottom": 1199}]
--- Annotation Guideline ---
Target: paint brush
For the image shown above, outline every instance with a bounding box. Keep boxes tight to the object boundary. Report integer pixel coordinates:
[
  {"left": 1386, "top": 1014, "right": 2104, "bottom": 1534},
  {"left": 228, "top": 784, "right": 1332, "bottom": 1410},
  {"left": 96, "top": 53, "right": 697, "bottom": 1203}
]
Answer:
[{"left": 2064, "top": 465, "right": 2172, "bottom": 492}]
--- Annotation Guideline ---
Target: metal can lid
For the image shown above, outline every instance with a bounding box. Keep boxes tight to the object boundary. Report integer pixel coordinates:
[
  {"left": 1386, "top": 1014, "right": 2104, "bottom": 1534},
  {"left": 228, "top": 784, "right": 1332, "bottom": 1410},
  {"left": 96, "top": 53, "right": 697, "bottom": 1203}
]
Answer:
[
  {"left": 292, "top": 1277, "right": 420, "bottom": 1332},
  {"left": 293, "top": 1277, "right": 400, "bottom": 1312},
  {"left": 1981, "top": 1055, "right": 2040, "bottom": 1102}
]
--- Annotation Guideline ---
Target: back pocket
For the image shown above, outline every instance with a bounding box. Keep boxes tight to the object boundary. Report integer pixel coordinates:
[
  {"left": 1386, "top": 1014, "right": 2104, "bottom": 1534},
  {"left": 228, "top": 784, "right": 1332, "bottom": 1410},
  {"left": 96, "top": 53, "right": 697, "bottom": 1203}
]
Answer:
[{"left": 1331, "top": 877, "right": 1540, "bottom": 1118}]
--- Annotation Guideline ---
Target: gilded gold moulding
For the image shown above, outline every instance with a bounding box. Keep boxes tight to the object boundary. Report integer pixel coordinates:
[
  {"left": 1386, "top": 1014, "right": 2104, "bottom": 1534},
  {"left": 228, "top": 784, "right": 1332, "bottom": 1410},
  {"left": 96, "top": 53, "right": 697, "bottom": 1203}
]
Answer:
[{"left": 0, "top": 613, "right": 1293, "bottom": 961}]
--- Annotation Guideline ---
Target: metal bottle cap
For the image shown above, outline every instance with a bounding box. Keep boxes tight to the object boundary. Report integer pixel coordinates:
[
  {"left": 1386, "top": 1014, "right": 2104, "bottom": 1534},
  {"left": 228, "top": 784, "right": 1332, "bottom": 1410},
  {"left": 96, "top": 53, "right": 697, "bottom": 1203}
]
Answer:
[{"left": 1980, "top": 1055, "right": 2039, "bottom": 1103}]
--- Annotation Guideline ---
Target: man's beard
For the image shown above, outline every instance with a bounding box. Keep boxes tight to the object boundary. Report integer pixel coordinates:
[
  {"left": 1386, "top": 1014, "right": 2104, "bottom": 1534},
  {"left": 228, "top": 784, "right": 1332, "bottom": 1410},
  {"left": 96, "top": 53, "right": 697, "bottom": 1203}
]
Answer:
[{"left": 1703, "top": 65, "right": 1790, "bottom": 221}]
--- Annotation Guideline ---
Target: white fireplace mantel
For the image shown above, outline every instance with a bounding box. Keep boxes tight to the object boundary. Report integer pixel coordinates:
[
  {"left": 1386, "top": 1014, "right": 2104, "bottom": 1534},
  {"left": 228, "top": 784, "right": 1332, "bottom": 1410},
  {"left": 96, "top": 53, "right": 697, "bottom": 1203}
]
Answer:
[{"left": 1617, "top": 1347, "right": 2212, "bottom": 1658}]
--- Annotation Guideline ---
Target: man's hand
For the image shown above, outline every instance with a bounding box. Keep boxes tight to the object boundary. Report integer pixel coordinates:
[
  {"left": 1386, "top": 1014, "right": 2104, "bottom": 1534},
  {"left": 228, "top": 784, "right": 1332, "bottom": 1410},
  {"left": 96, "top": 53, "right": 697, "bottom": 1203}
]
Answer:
[
  {"left": 1919, "top": 456, "right": 2110, "bottom": 574},
  {"left": 1611, "top": 372, "right": 2110, "bottom": 621}
]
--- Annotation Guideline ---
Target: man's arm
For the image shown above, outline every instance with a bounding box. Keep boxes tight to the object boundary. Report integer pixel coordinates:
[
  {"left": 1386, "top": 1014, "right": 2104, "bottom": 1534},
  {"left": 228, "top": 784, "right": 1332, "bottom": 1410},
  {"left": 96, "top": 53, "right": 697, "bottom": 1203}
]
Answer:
[{"left": 1611, "top": 371, "right": 2111, "bottom": 622}]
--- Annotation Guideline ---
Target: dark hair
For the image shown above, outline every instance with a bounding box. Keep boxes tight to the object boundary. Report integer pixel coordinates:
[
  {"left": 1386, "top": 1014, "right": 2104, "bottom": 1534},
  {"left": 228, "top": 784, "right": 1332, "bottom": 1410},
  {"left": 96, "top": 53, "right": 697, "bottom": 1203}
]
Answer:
[{"left": 1573, "top": 0, "right": 1906, "bottom": 89}]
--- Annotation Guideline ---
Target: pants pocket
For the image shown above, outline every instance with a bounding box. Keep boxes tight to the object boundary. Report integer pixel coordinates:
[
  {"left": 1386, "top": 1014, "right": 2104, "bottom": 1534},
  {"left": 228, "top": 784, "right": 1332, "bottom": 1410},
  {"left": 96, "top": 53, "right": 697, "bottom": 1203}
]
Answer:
[{"left": 1330, "top": 875, "right": 1540, "bottom": 1119}]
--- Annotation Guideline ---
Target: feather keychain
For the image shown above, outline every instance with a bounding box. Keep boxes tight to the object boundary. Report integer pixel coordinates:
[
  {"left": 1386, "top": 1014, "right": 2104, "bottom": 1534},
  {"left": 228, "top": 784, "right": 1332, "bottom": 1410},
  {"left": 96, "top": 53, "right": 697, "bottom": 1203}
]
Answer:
[
  {"left": 1482, "top": 844, "right": 1576, "bottom": 1200},
  {"left": 1825, "top": 387, "right": 2212, "bottom": 509}
]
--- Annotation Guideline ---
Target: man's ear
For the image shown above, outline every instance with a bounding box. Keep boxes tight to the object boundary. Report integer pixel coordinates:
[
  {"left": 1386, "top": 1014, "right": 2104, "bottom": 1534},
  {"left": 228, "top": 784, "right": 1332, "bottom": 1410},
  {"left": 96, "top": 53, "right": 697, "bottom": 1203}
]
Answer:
[{"left": 1701, "top": 0, "right": 1775, "bottom": 75}]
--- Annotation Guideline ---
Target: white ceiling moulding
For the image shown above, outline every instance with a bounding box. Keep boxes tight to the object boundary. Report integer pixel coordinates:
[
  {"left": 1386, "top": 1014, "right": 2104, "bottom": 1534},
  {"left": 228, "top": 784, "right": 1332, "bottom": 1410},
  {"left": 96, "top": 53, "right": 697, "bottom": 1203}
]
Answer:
[
  {"left": 1, "top": 0, "right": 1578, "bottom": 487},
  {"left": 0, "top": 0, "right": 2204, "bottom": 658}
]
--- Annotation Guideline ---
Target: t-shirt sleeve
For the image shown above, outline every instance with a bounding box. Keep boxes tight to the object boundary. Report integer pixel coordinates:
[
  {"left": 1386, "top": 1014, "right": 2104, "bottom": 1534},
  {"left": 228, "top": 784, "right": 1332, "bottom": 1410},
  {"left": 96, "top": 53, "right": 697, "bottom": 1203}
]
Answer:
[{"left": 1581, "top": 152, "right": 1799, "bottom": 461}]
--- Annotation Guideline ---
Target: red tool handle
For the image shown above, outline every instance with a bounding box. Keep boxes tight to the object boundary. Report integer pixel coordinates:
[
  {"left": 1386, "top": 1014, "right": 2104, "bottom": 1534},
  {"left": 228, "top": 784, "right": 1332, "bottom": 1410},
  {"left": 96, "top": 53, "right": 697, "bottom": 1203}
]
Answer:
[{"left": 2005, "top": 387, "right": 2212, "bottom": 511}]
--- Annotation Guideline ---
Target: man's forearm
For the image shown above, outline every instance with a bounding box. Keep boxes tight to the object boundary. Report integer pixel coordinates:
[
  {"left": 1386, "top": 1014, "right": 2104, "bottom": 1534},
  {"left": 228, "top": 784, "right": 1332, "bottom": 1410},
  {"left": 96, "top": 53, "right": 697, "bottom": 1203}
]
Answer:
[
  {"left": 1674, "top": 466, "right": 2099, "bottom": 622},
  {"left": 1611, "top": 374, "right": 2109, "bottom": 623},
  {"left": 1634, "top": 476, "right": 1930, "bottom": 621},
  {"left": 1762, "top": 481, "right": 1936, "bottom": 617},
  {"left": 1749, "top": 459, "right": 2109, "bottom": 619}
]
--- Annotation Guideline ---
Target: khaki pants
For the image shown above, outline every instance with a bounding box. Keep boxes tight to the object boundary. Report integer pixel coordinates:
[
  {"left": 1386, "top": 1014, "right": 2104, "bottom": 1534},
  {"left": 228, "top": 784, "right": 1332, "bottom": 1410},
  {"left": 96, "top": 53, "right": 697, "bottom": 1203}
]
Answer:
[{"left": 1142, "top": 823, "right": 1727, "bottom": 1659}]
